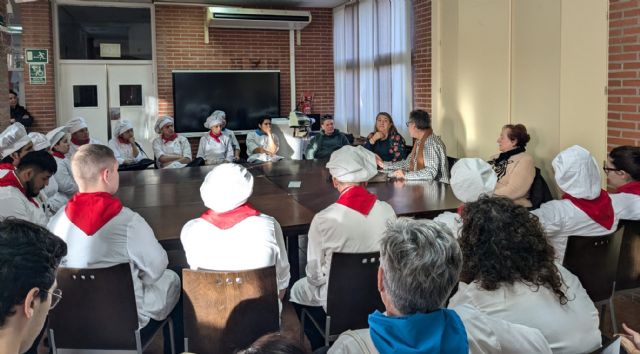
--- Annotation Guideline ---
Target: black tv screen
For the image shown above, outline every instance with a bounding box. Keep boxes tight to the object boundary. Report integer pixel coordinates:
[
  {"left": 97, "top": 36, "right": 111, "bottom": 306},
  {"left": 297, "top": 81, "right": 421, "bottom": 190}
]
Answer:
[{"left": 172, "top": 71, "right": 280, "bottom": 133}]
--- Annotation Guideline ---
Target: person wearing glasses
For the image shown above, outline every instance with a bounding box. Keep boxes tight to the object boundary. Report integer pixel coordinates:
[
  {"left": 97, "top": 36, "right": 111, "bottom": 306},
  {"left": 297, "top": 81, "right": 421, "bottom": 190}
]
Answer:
[
  {"left": 606, "top": 145, "right": 640, "bottom": 221},
  {"left": 0, "top": 218, "right": 66, "bottom": 354},
  {"left": 246, "top": 116, "right": 282, "bottom": 163},
  {"left": 377, "top": 110, "right": 449, "bottom": 182},
  {"left": 531, "top": 145, "right": 620, "bottom": 262}
]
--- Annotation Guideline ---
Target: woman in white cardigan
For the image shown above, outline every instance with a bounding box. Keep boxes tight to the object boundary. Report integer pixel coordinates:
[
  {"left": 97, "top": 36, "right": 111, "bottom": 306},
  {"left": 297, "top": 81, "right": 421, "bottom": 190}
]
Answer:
[{"left": 449, "top": 196, "right": 601, "bottom": 354}]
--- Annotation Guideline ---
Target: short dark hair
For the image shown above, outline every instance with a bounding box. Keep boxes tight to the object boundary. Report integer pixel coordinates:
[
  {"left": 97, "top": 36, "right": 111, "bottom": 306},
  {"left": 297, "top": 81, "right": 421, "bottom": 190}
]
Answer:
[
  {"left": 408, "top": 110, "right": 431, "bottom": 130},
  {"left": 610, "top": 145, "right": 640, "bottom": 181},
  {"left": 503, "top": 124, "right": 531, "bottom": 148},
  {"left": 1, "top": 156, "right": 13, "bottom": 164},
  {"left": 239, "top": 333, "right": 308, "bottom": 354},
  {"left": 257, "top": 116, "right": 272, "bottom": 126},
  {"left": 459, "top": 196, "right": 568, "bottom": 304},
  {"left": 9, "top": 90, "right": 17, "bottom": 97},
  {"left": 17, "top": 150, "right": 57, "bottom": 175},
  {"left": 0, "top": 219, "right": 67, "bottom": 327},
  {"left": 320, "top": 116, "right": 334, "bottom": 125}
]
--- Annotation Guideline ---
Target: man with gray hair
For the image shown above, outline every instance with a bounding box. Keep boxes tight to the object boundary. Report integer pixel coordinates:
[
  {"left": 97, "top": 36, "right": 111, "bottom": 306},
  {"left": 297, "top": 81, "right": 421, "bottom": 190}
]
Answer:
[{"left": 329, "top": 218, "right": 551, "bottom": 354}]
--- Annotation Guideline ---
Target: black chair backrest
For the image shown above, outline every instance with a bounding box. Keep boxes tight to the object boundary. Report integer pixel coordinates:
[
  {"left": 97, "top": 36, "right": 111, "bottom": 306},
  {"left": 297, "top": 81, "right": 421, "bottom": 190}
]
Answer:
[
  {"left": 182, "top": 266, "right": 279, "bottom": 354},
  {"left": 529, "top": 167, "right": 553, "bottom": 209},
  {"left": 49, "top": 263, "right": 139, "bottom": 349},
  {"left": 326, "top": 252, "right": 385, "bottom": 336},
  {"left": 616, "top": 220, "right": 640, "bottom": 291},
  {"left": 446, "top": 156, "right": 458, "bottom": 174},
  {"left": 563, "top": 227, "right": 624, "bottom": 302}
]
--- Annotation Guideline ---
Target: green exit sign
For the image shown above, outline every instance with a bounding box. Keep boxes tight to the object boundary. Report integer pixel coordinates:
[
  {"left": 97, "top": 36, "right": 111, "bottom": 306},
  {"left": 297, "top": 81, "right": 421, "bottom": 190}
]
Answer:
[{"left": 25, "top": 49, "right": 48, "bottom": 64}]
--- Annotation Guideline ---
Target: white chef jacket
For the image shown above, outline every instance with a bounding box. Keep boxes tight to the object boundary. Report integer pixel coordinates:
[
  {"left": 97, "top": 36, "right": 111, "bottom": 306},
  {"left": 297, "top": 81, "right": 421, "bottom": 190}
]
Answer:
[
  {"left": 180, "top": 213, "right": 290, "bottom": 291},
  {"left": 433, "top": 211, "right": 463, "bottom": 238},
  {"left": 328, "top": 304, "right": 551, "bottom": 354},
  {"left": 531, "top": 200, "right": 619, "bottom": 262},
  {"left": 152, "top": 135, "right": 192, "bottom": 169},
  {"left": 289, "top": 200, "right": 396, "bottom": 310},
  {"left": 108, "top": 138, "right": 147, "bottom": 165},
  {"left": 612, "top": 192, "right": 640, "bottom": 221},
  {"left": 222, "top": 128, "right": 240, "bottom": 152},
  {"left": 449, "top": 264, "right": 600, "bottom": 354},
  {"left": 50, "top": 156, "right": 77, "bottom": 212},
  {"left": 47, "top": 207, "right": 181, "bottom": 328},
  {"left": 246, "top": 131, "right": 283, "bottom": 163},
  {"left": 196, "top": 134, "right": 234, "bottom": 165},
  {"left": 0, "top": 172, "right": 48, "bottom": 226},
  {"left": 67, "top": 138, "right": 104, "bottom": 157},
  {"left": 38, "top": 176, "right": 58, "bottom": 217}
]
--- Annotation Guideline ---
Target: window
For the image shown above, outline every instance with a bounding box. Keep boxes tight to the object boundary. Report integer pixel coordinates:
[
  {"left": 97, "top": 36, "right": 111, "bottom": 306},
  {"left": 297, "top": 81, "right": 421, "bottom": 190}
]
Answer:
[
  {"left": 58, "top": 6, "right": 152, "bottom": 60},
  {"left": 119, "top": 85, "right": 142, "bottom": 106},
  {"left": 73, "top": 85, "right": 98, "bottom": 107}
]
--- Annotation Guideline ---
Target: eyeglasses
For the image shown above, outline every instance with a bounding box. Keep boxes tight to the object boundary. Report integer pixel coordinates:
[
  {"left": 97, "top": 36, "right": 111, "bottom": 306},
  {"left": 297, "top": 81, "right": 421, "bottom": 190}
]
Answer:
[
  {"left": 603, "top": 161, "right": 621, "bottom": 174},
  {"left": 405, "top": 121, "right": 415, "bottom": 127},
  {"left": 42, "top": 288, "right": 63, "bottom": 310}
]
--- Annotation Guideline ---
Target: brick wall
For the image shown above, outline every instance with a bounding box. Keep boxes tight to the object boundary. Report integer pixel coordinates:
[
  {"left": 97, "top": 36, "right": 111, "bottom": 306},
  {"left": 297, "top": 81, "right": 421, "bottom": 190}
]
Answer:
[
  {"left": 0, "top": 0, "right": 9, "bottom": 128},
  {"left": 155, "top": 6, "right": 334, "bottom": 120},
  {"left": 412, "top": 0, "right": 431, "bottom": 113},
  {"left": 609, "top": 0, "right": 640, "bottom": 148},
  {"left": 20, "top": 0, "right": 56, "bottom": 133}
]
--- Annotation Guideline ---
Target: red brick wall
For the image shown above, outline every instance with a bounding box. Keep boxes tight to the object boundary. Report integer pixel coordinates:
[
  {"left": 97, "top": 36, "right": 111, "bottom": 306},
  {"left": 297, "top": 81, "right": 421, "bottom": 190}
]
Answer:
[
  {"left": 20, "top": 0, "right": 56, "bottom": 133},
  {"left": 0, "top": 0, "right": 9, "bottom": 128},
  {"left": 609, "top": 0, "right": 640, "bottom": 148},
  {"left": 412, "top": 0, "right": 431, "bottom": 113},
  {"left": 155, "top": 6, "right": 334, "bottom": 119}
]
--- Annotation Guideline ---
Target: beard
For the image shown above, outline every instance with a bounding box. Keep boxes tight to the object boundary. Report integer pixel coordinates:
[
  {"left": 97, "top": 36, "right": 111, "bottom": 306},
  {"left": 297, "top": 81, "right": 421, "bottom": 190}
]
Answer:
[{"left": 25, "top": 179, "right": 40, "bottom": 198}]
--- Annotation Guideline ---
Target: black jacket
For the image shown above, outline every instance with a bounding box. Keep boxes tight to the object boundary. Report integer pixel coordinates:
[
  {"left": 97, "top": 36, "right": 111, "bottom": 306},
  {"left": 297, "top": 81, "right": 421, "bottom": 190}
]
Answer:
[{"left": 10, "top": 105, "right": 34, "bottom": 127}]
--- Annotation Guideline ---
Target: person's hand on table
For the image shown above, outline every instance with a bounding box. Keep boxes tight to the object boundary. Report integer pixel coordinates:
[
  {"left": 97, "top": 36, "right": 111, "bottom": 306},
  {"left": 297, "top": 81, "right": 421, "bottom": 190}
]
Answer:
[
  {"left": 375, "top": 154, "right": 384, "bottom": 168},
  {"left": 393, "top": 169, "right": 405, "bottom": 179},
  {"left": 618, "top": 323, "right": 640, "bottom": 354}
]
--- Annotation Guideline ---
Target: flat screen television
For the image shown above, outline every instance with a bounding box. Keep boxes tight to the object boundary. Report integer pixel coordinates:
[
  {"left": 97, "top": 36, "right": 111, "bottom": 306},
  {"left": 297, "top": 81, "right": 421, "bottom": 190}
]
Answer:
[{"left": 172, "top": 70, "right": 280, "bottom": 134}]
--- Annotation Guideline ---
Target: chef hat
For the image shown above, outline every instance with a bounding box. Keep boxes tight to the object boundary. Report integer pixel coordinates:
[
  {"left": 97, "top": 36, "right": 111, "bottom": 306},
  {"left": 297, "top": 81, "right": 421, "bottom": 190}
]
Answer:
[
  {"left": 204, "top": 110, "right": 226, "bottom": 129},
  {"left": 28, "top": 132, "right": 51, "bottom": 151},
  {"left": 66, "top": 117, "right": 88, "bottom": 134},
  {"left": 450, "top": 158, "right": 497, "bottom": 203},
  {"left": 114, "top": 119, "right": 134, "bottom": 137},
  {"left": 154, "top": 116, "right": 174, "bottom": 134},
  {"left": 200, "top": 163, "right": 254, "bottom": 213},
  {"left": 46, "top": 126, "right": 68, "bottom": 147},
  {"left": 0, "top": 123, "right": 31, "bottom": 158},
  {"left": 552, "top": 145, "right": 601, "bottom": 200},
  {"left": 327, "top": 145, "right": 378, "bottom": 183}
]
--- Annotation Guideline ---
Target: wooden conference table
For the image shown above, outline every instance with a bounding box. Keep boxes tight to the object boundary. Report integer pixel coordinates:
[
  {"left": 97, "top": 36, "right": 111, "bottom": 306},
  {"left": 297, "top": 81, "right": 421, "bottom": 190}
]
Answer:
[{"left": 117, "top": 159, "right": 461, "bottom": 280}]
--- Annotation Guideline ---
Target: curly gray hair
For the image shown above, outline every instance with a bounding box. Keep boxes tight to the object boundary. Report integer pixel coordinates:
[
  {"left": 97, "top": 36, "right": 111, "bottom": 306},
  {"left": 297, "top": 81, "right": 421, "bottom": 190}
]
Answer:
[{"left": 380, "top": 218, "right": 462, "bottom": 314}]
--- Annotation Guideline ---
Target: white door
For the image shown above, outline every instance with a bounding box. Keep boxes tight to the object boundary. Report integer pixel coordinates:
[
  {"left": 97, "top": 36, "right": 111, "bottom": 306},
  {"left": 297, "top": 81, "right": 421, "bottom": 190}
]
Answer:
[
  {"left": 58, "top": 64, "right": 109, "bottom": 143},
  {"left": 58, "top": 63, "right": 156, "bottom": 155}
]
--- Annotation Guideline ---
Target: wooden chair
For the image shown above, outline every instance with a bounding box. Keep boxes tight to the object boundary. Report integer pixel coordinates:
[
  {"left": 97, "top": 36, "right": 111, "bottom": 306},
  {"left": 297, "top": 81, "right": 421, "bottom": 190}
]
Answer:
[
  {"left": 300, "top": 252, "right": 385, "bottom": 347},
  {"left": 48, "top": 263, "right": 174, "bottom": 354},
  {"left": 562, "top": 227, "right": 625, "bottom": 333},
  {"left": 615, "top": 220, "right": 640, "bottom": 292},
  {"left": 182, "top": 266, "right": 279, "bottom": 354}
]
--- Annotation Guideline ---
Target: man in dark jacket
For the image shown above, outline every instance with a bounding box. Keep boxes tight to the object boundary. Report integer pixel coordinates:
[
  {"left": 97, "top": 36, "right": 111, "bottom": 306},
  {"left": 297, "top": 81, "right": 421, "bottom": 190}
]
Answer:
[
  {"left": 305, "top": 116, "right": 349, "bottom": 160},
  {"left": 9, "top": 90, "right": 34, "bottom": 128}
]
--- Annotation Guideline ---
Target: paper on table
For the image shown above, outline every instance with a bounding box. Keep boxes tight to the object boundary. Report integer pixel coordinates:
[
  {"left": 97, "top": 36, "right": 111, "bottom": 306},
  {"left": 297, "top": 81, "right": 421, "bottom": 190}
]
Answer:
[{"left": 288, "top": 181, "right": 302, "bottom": 188}]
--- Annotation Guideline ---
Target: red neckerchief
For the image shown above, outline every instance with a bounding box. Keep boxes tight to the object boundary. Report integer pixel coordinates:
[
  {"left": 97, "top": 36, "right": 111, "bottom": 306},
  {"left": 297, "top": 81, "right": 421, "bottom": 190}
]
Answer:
[
  {"left": 336, "top": 186, "right": 377, "bottom": 215},
  {"left": 0, "top": 163, "right": 15, "bottom": 171},
  {"left": 65, "top": 192, "right": 123, "bottom": 235},
  {"left": 118, "top": 137, "right": 129, "bottom": 144},
  {"left": 618, "top": 181, "right": 640, "bottom": 196},
  {"left": 52, "top": 151, "right": 65, "bottom": 159},
  {"left": 200, "top": 203, "right": 261, "bottom": 230},
  {"left": 162, "top": 133, "right": 178, "bottom": 143},
  {"left": 209, "top": 130, "right": 222, "bottom": 143},
  {"left": 0, "top": 171, "right": 38, "bottom": 207},
  {"left": 563, "top": 190, "right": 614, "bottom": 229},
  {"left": 71, "top": 137, "right": 90, "bottom": 146},
  {"left": 456, "top": 204, "right": 465, "bottom": 215}
]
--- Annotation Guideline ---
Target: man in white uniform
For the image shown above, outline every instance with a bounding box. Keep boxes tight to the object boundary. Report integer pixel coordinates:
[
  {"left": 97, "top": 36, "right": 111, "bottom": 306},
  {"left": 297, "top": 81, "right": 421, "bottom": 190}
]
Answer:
[
  {"left": 328, "top": 218, "right": 551, "bottom": 354},
  {"left": 46, "top": 126, "right": 77, "bottom": 213},
  {"left": 108, "top": 120, "right": 148, "bottom": 166},
  {"left": 152, "top": 116, "right": 192, "bottom": 169},
  {"left": 0, "top": 150, "right": 56, "bottom": 226},
  {"left": 181, "top": 163, "right": 290, "bottom": 298},
  {"left": 289, "top": 145, "right": 396, "bottom": 349},
  {"left": 196, "top": 111, "right": 234, "bottom": 165},
  {"left": 0, "top": 123, "right": 33, "bottom": 171},
  {"left": 65, "top": 117, "right": 105, "bottom": 157},
  {"left": 47, "top": 144, "right": 180, "bottom": 332},
  {"left": 532, "top": 145, "right": 620, "bottom": 262},
  {"left": 27, "top": 132, "right": 59, "bottom": 217},
  {"left": 433, "top": 158, "right": 497, "bottom": 238}
]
